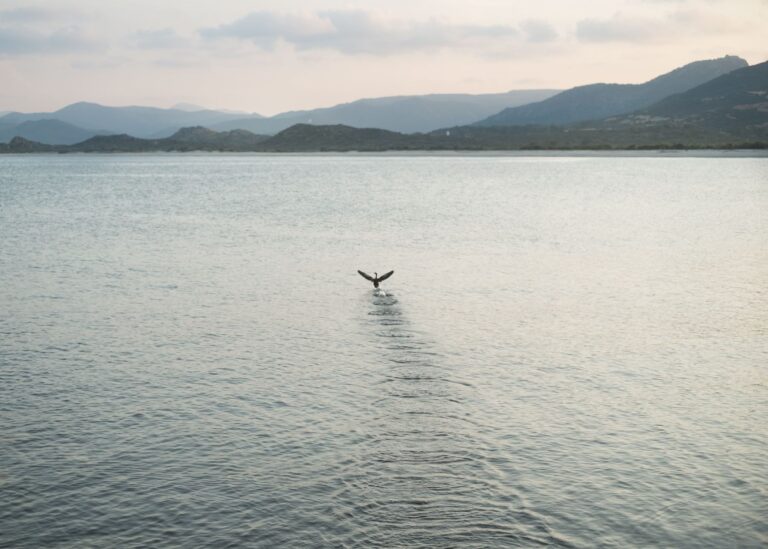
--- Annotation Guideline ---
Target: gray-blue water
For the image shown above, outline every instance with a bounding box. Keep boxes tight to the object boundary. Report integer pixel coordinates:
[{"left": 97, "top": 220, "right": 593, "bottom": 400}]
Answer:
[{"left": 1, "top": 153, "right": 766, "bottom": 548}]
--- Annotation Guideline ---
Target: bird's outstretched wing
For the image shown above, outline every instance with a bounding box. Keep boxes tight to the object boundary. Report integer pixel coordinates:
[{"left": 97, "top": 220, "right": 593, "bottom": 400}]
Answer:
[
  {"left": 358, "top": 270, "right": 374, "bottom": 281},
  {"left": 378, "top": 270, "right": 394, "bottom": 282}
]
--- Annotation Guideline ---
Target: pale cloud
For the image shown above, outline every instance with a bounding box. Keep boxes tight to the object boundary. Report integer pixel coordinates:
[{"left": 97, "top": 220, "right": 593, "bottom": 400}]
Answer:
[
  {"left": 0, "top": 25, "right": 95, "bottom": 54},
  {"left": 520, "top": 20, "right": 558, "bottom": 43},
  {"left": 576, "top": 9, "right": 749, "bottom": 43},
  {"left": 0, "top": 5, "right": 96, "bottom": 55},
  {"left": 0, "top": 5, "right": 89, "bottom": 25},
  {"left": 576, "top": 15, "right": 662, "bottom": 43},
  {"left": 132, "top": 28, "right": 190, "bottom": 49},
  {"left": 200, "top": 10, "right": 523, "bottom": 55},
  {"left": 201, "top": 11, "right": 334, "bottom": 47},
  {"left": 0, "top": 0, "right": 765, "bottom": 113},
  {"left": 0, "top": 7, "right": 57, "bottom": 22}
]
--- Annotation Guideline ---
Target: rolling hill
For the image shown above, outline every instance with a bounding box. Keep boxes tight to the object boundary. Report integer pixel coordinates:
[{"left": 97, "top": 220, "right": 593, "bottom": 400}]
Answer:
[
  {"left": 168, "top": 126, "right": 270, "bottom": 149},
  {"left": 476, "top": 55, "right": 748, "bottom": 127},
  {"left": 0, "top": 102, "right": 258, "bottom": 139},
  {"left": 0, "top": 119, "right": 100, "bottom": 145},
  {"left": 605, "top": 60, "right": 768, "bottom": 135},
  {"left": 62, "top": 126, "right": 270, "bottom": 152}
]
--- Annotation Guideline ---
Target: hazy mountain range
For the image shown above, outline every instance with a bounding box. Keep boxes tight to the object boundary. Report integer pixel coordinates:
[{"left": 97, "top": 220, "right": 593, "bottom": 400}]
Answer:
[
  {"left": 0, "top": 55, "right": 748, "bottom": 145},
  {"left": 208, "top": 90, "right": 559, "bottom": 135},
  {"left": 433, "top": 59, "right": 768, "bottom": 149},
  {"left": 0, "top": 90, "right": 558, "bottom": 144},
  {"left": 0, "top": 119, "right": 99, "bottom": 146},
  {"left": 0, "top": 103, "right": 255, "bottom": 143},
  {"left": 255, "top": 57, "right": 766, "bottom": 151},
  {"left": 2, "top": 55, "right": 765, "bottom": 152}
]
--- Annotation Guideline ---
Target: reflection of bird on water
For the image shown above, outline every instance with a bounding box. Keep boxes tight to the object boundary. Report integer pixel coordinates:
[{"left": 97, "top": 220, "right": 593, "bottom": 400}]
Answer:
[{"left": 358, "top": 269, "right": 394, "bottom": 289}]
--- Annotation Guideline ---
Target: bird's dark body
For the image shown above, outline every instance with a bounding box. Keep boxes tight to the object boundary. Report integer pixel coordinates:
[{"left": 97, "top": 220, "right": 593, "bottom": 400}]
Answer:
[{"left": 358, "top": 270, "right": 394, "bottom": 288}]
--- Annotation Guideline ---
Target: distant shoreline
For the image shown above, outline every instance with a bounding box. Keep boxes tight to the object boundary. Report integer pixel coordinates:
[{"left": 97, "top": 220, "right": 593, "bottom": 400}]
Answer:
[{"left": 2, "top": 149, "right": 767, "bottom": 158}]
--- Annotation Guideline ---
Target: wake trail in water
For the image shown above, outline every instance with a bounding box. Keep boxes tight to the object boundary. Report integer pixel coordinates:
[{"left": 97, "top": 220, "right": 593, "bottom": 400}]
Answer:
[{"left": 324, "top": 291, "right": 570, "bottom": 547}]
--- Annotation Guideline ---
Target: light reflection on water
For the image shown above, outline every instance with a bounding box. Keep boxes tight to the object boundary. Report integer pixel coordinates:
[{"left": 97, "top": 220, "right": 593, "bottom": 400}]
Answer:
[{"left": 1, "top": 154, "right": 766, "bottom": 548}]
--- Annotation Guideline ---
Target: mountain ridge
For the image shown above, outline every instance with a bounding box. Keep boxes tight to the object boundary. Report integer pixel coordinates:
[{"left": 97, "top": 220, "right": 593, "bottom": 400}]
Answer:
[
  {"left": 608, "top": 60, "right": 768, "bottom": 134},
  {"left": 476, "top": 55, "right": 748, "bottom": 127},
  {"left": 0, "top": 102, "right": 258, "bottom": 140},
  {"left": 0, "top": 55, "right": 751, "bottom": 144},
  {"left": 0, "top": 119, "right": 102, "bottom": 145},
  {"left": 210, "top": 90, "right": 561, "bottom": 135},
  {"left": 3, "top": 56, "right": 765, "bottom": 151},
  {"left": 1, "top": 91, "right": 559, "bottom": 144}
]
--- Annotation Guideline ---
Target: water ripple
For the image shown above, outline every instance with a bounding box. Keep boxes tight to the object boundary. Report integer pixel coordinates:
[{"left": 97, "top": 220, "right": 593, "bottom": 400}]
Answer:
[{"left": 1, "top": 154, "right": 766, "bottom": 548}]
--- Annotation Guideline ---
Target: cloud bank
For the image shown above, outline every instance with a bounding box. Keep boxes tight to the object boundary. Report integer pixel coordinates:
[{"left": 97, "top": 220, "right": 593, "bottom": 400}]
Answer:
[
  {"left": 200, "top": 10, "right": 539, "bottom": 55},
  {"left": 0, "top": 26, "right": 94, "bottom": 55},
  {"left": 0, "top": 6, "right": 95, "bottom": 55}
]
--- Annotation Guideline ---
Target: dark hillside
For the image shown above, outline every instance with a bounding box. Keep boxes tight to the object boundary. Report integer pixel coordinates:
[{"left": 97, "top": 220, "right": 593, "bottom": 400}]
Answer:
[
  {"left": 603, "top": 60, "right": 768, "bottom": 137},
  {"left": 476, "top": 56, "right": 748, "bottom": 127}
]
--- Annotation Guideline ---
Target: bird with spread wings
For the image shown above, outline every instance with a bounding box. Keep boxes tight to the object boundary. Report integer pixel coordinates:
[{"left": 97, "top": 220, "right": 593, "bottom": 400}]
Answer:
[{"left": 357, "top": 270, "right": 394, "bottom": 288}]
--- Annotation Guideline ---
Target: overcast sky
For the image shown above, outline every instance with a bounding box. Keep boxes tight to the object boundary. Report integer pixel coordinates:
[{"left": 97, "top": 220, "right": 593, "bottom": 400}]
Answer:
[{"left": 0, "top": 0, "right": 766, "bottom": 114}]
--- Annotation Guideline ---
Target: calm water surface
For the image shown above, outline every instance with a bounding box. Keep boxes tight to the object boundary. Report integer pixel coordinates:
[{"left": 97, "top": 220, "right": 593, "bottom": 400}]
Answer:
[{"left": 1, "top": 154, "right": 766, "bottom": 547}]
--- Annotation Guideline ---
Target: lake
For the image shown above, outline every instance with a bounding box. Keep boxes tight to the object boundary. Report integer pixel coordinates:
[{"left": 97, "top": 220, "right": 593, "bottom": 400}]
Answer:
[{"left": 1, "top": 153, "right": 766, "bottom": 547}]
